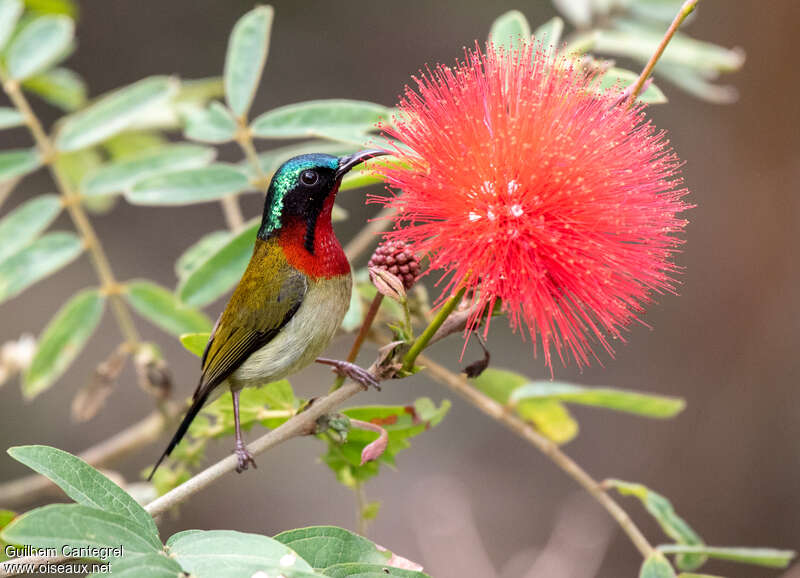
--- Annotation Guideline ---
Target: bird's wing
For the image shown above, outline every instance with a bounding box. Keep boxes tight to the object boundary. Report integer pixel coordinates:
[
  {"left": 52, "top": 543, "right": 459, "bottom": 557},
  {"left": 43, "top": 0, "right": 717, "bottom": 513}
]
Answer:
[{"left": 195, "top": 240, "right": 308, "bottom": 397}]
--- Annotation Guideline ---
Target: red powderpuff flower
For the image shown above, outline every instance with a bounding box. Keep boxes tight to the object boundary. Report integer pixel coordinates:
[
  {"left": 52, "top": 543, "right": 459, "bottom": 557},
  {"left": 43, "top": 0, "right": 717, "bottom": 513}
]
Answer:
[{"left": 372, "top": 44, "right": 690, "bottom": 369}]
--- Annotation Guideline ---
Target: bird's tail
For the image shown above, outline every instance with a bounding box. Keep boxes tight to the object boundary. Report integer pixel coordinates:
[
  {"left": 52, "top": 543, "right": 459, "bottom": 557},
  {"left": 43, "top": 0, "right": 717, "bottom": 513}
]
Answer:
[{"left": 147, "top": 387, "right": 213, "bottom": 481}]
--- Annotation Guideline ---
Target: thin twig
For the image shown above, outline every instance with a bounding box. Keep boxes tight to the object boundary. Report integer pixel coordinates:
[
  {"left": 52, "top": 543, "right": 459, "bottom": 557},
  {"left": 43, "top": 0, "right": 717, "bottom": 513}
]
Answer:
[
  {"left": 0, "top": 407, "right": 176, "bottom": 509},
  {"left": 628, "top": 0, "right": 700, "bottom": 103},
  {"left": 331, "top": 293, "right": 384, "bottom": 391},
  {"left": 418, "top": 353, "right": 656, "bottom": 559},
  {"left": 355, "top": 482, "right": 368, "bottom": 536},
  {"left": 0, "top": 74, "right": 140, "bottom": 347},
  {"left": 402, "top": 288, "right": 466, "bottom": 372}
]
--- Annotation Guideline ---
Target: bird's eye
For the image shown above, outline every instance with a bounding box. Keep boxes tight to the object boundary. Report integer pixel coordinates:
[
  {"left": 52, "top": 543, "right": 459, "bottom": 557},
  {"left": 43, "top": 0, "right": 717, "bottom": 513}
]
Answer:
[{"left": 300, "top": 170, "right": 319, "bottom": 186}]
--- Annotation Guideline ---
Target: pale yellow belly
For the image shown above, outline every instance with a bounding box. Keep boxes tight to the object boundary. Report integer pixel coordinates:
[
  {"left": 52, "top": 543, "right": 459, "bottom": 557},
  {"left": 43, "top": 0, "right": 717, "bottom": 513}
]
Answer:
[{"left": 229, "top": 274, "right": 352, "bottom": 388}]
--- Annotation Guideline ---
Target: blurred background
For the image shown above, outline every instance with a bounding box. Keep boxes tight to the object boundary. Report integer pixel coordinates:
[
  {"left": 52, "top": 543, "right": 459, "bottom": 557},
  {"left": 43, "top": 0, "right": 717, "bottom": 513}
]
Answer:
[{"left": 0, "top": 1, "right": 798, "bottom": 576}]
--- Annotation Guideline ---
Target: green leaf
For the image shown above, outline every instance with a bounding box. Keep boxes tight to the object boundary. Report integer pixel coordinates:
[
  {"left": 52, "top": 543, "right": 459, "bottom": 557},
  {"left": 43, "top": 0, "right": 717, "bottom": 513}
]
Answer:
[
  {"left": 0, "top": 231, "right": 82, "bottom": 304},
  {"left": 657, "top": 545, "right": 796, "bottom": 569},
  {"left": 488, "top": 10, "right": 531, "bottom": 51},
  {"left": 167, "top": 529, "right": 316, "bottom": 578},
  {"left": 322, "top": 399, "right": 450, "bottom": 485},
  {"left": 56, "top": 76, "right": 178, "bottom": 151},
  {"left": 175, "top": 229, "right": 231, "bottom": 280},
  {"left": 594, "top": 25, "right": 745, "bottom": 74},
  {"left": 640, "top": 554, "right": 677, "bottom": 578},
  {"left": 274, "top": 526, "right": 390, "bottom": 570},
  {"left": 182, "top": 101, "right": 238, "bottom": 143},
  {"left": 0, "top": 194, "right": 61, "bottom": 263},
  {"left": 510, "top": 382, "right": 685, "bottom": 419},
  {"left": 597, "top": 67, "right": 667, "bottom": 104},
  {"left": 98, "top": 553, "right": 183, "bottom": 578},
  {"left": 629, "top": 0, "right": 688, "bottom": 23},
  {"left": 251, "top": 100, "right": 390, "bottom": 140},
  {"left": 1, "top": 504, "right": 159, "bottom": 557},
  {"left": 82, "top": 144, "right": 216, "bottom": 197},
  {"left": 0, "top": 0, "right": 23, "bottom": 52},
  {"left": 0, "top": 107, "right": 24, "bottom": 129},
  {"left": 606, "top": 479, "right": 705, "bottom": 570},
  {"left": 5, "top": 15, "right": 73, "bottom": 80},
  {"left": 177, "top": 219, "right": 258, "bottom": 307},
  {"left": 103, "top": 130, "right": 168, "bottom": 160},
  {"left": 551, "top": 0, "right": 592, "bottom": 28},
  {"left": 471, "top": 368, "right": 578, "bottom": 444},
  {"left": 6, "top": 445, "right": 159, "bottom": 539},
  {"left": 22, "top": 288, "right": 104, "bottom": 398},
  {"left": 125, "top": 164, "right": 250, "bottom": 206},
  {"left": 24, "top": 0, "right": 78, "bottom": 17},
  {"left": 124, "top": 280, "right": 212, "bottom": 337},
  {"left": 324, "top": 564, "right": 429, "bottom": 578},
  {"left": 189, "top": 380, "right": 297, "bottom": 440},
  {"left": 224, "top": 5, "right": 273, "bottom": 118},
  {"left": 533, "top": 16, "right": 564, "bottom": 50},
  {"left": 22, "top": 67, "right": 86, "bottom": 111},
  {"left": 180, "top": 332, "right": 209, "bottom": 357},
  {"left": 653, "top": 63, "right": 737, "bottom": 105},
  {"left": 0, "top": 148, "right": 41, "bottom": 182},
  {"left": 174, "top": 76, "right": 224, "bottom": 106}
]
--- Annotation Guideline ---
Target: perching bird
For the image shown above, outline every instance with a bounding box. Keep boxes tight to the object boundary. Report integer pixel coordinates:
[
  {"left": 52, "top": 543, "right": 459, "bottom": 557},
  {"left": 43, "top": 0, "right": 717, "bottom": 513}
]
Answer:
[{"left": 148, "top": 150, "right": 386, "bottom": 479}]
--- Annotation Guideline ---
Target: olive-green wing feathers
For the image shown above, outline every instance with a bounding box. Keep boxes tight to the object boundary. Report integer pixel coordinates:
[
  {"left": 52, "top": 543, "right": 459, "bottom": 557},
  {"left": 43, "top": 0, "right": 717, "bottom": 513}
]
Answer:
[{"left": 196, "top": 242, "right": 308, "bottom": 397}]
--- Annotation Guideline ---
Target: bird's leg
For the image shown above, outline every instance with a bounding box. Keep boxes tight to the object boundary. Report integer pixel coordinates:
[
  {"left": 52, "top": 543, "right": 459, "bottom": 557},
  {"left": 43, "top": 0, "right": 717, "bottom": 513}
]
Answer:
[
  {"left": 231, "top": 389, "right": 257, "bottom": 473},
  {"left": 316, "top": 358, "right": 381, "bottom": 391}
]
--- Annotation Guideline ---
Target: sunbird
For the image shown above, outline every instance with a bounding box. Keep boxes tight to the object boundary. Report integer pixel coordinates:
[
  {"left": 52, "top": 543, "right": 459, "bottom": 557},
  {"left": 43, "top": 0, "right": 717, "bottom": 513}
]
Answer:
[{"left": 149, "top": 150, "right": 387, "bottom": 479}]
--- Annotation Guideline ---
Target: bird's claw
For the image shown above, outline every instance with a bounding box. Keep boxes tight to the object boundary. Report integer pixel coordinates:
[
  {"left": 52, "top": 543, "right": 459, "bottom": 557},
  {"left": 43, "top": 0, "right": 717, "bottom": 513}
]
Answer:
[
  {"left": 234, "top": 443, "right": 257, "bottom": 473},
  {"left": 317, "top": 358, "right": 381, "bottom": 391}
]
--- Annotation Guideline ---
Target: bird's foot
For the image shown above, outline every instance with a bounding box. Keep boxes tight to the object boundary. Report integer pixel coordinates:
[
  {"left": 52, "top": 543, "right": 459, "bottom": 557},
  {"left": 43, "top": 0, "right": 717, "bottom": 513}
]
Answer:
[
  {"left": 316, "top": 358, "right": 381, "bottom": 391},
  {"left": 234, "top": 442, "right": 257, "bottom": 473}
]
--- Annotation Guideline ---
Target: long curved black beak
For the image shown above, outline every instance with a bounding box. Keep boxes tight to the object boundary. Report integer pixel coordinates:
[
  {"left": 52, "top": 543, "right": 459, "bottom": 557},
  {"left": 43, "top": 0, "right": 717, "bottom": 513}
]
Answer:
[{"left": 336, "top": 149, "right": 389, "bottom": 180}]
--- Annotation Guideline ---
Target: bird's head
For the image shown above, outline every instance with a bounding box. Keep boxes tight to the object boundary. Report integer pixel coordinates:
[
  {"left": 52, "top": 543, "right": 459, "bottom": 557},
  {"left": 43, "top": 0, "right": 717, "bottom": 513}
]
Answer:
[{"left": 257, "top": 150, "right": 387, "bottom": 246}]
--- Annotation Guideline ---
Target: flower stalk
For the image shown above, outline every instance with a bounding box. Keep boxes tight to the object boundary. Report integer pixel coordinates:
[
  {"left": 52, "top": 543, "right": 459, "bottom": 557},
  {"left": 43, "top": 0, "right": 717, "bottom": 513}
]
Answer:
[{"left": 402, "top": 287, "right": 466, "bottom": 372}]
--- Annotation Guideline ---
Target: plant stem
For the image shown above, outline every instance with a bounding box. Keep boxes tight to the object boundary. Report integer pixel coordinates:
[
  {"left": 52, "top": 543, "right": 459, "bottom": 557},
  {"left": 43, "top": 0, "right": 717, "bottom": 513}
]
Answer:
[
  {"left": 0, "top": 74, "right": 140, "bottom": 347},
  {"left": 628, "top": 0, "right": 700, "bottom": 103},
  {"left": 332, "top": 293, "right": 384, "bottom": 391},
  {"left": 220, "top": 195, "right": 245, "bottom": 232},
  {"left": 418, "top": 353, "right": 656, "bottom": 559},
  {"left": 355, "top": 482, "right": 368, "bottom": 536},
  {"left": 402, "top": 287, "right": 466, "bottom": 372}
]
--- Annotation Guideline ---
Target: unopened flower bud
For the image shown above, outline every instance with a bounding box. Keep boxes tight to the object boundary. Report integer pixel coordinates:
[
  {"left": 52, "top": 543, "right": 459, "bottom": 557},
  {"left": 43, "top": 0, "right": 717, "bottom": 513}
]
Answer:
[
  {"left": 367, "top": 240, "right": 421, "bottom": 290},
  {"left": 134, "top": 343, "right": 172, "bottom": 400}
]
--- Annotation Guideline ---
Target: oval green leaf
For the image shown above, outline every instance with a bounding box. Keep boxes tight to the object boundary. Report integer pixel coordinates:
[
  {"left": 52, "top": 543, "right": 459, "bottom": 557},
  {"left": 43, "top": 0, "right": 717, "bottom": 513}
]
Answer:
[
  {"left": 6, "top": 15, "right": 73, "bottom": 80},
  {"left": 167, "top": 529, "right": 315, "bottom": 578},
  {"left": 182, "top": 101, "right": 237, "bottom": 143},
  {"left": 657, "top": 545, "right": 796, "bottom": 569},
  {"left": 224, "top": 5, "right": 274, "bottom": 118},
  {"left": 6, "top": 445, "right": 158, "bottom": 540},
  {"left": 0, "top": 148, "right": 42, "bottom": 183},
  {"left": 179, "top": 332, "right": 210, "bottom": 358},
  {"left": 251, "top": 99, "right": 390, "bottom": 140},
  {"left": 0, "top": 194, "right": 62, "bottom": 263},
  {"left": 0, "top": 107, "right": 24, "bottom": 129},
  {"left": 124, "top": 280, "right": 212, "bottom": 337},
  {"left": 177, "top": 219, "right": 258, "bottom": 307},
  {"left": 82, "top": 144, "right": 216, "bottom": 197},
  {"left": 510, "top": 382, "right": 685, "bottom": 418},
  {"left": 126, "top": 164, "right": 250, "bottom": 206},
  {"left": 0, "top": 232, "right": 82, "bottom": 304},
  {"left": 606, "top": 479, "right": 705, "bottom": 570},
  {"left": 640, "top": 554, "right": 677, "bottom": 578},
  {"left": 56, "top": 76, "right": 178, "bottom": 152},
  {"left": 488, "top": 10, "right": 531, "bottom": 51},
  {"left": 23, "top": 289, "right": 104, "bottom": 398},
  {"left": 22, "top": 67, "right": 87, "bottom": 111},
  {"left": 0, "top": 0, "right": 23, "bottom": 52},
  {"left": 1, "top": 504, "right": 159, "bottom": 558},
  {"left": 274, "top": 526, "right": 390, "bottom": 570},
  {"left": 101, "top": 552, "right": 184, "bottom": 578},
  {"left": 471, "top": 368, "right": 578, "bottom": 444},
  {"left": 175, "top": 230, "right": 231, "bottom": 280},
  {"left": 533, "top": 16, "right": 564, "bottom": 51}
]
